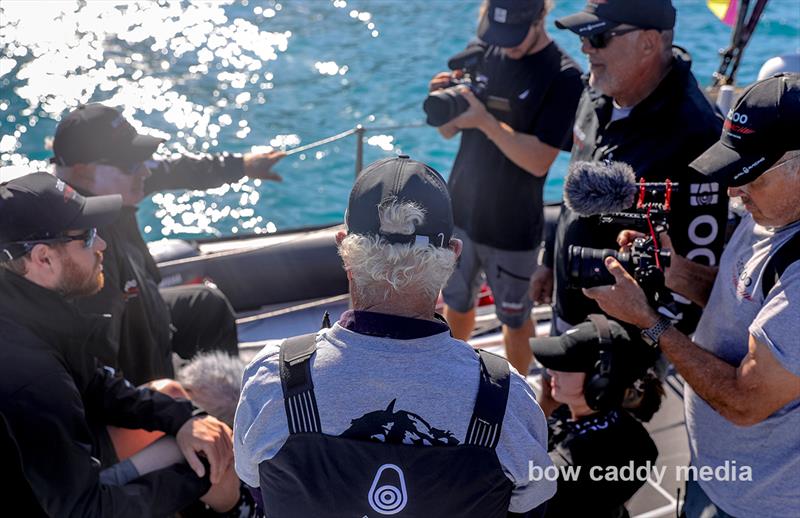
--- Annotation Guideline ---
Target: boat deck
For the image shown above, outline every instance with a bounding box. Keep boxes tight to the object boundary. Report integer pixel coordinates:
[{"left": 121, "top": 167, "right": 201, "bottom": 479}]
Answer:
[{"left": 237, "top": 298, "right": 689, "bottom": 517}]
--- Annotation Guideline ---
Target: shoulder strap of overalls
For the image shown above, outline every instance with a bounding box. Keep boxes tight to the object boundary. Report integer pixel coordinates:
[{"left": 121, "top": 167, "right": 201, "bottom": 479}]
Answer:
[
  {"left": 464, "top": 349, "right": 511, "bottom": 449},
  {"left": 279, "top": 333, "right": 321, "bottom": 434}
]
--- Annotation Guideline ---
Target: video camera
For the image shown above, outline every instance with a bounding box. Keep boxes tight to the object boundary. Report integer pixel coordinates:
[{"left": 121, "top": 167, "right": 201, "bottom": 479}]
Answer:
[
  {"left": 423, "top": 46, "right": 511, "bottom": 127},
  {"left": 566, "top": 176, "right": 683, "bottom": 319}
]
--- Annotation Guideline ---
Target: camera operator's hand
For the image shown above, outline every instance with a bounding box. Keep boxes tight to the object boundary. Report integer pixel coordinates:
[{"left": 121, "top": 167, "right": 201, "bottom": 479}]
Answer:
[
  {"left": 617, "top": 230, "right": 646, "bottom": 252},
  {"left": 451, "top": 87, "right": 493, "bottom": 132},
  {"left": 583, "top": 257, "right": 661, "bottom": 329},
  {"left": 529, "top": 266, "right": 554, "bottom": 305},
  {"left": 429, "top": 72, "right": 453, "bottom": 92}
]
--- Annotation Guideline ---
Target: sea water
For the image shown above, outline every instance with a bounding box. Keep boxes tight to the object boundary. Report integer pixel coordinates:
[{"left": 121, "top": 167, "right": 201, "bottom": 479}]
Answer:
[{"left": 1, "top": 0, "right": 798, "bottom": 241}]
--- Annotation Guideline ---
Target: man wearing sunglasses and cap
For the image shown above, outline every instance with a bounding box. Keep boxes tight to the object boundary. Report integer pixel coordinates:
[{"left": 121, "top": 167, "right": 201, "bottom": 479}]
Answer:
[
  {"left": 0, "top": 173, "right": 239, "bottom": 516},
  {"left": 50, "top": 103, "right": 282, "bottom": 385},
  {"left": 429, "top": 0, "right": 583, "bottom": 376},
  {"left": 532, "top": 0, "right": 728, "bottom": 368},
  {"left": 585, "top": 74, "right": 800, "bottom": 517}
]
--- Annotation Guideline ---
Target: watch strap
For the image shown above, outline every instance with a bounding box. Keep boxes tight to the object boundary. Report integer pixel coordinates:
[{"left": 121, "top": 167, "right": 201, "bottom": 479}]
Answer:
[{"left": 641, "top": 316, "right": 672, "bottom": 347}]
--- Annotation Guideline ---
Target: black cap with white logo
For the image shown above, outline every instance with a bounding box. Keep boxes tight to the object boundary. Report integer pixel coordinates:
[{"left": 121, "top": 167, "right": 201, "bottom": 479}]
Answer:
[
  {"left": 477, "top": 0, "right": 545, "bottom": 48},
  {"left": 0, "top": 172, "right": 121, "bottom": 260},
  {"left": 555, "top": 0, "right": 676, "bottom": 36},
  {"left": 345, "top": 156, "right": 453, "bottom": 248},
  {"left": 52, "top": 103, "right": 164, "bottom": 168},
  {"left": 690, "top": 73, "right": 800, "bottom": 187}
]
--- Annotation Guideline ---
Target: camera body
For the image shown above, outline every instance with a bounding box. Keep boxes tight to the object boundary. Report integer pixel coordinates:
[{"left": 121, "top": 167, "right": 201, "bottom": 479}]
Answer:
[
  {"left": 423, "top": 46, "right": 510, "bottom": 127},
  {"left": 568, "top": 236, "right": 671, "bottom": 291}
]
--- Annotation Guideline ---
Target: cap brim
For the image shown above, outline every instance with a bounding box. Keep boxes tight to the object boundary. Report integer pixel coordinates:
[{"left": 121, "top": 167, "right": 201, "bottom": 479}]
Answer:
[
  {"left": 478, "top": 14, "right": 530, "bottom": 48},
  {"left": 104, "top": 133, "right": 164, "bottom": 168},
  {"left": 690, "top": 141, "right": 784, "bottom": 187},
  {"left": 125, "top": 134, "right": 164, "bottom": 163},
  {"left": 72, "top": 194, "right": 123, "bottom": 229},
  {"left": 529, "top": 336, "right": 586, "bottom": 372},
  {"left": 555, "top": 11, "right": 617, "bottom": 36}
]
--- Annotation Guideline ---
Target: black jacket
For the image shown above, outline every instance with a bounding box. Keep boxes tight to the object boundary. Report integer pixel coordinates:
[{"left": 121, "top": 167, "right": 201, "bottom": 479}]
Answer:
[
  {"left": 0, "top": 269, "right": 210, "bottom": 517},
  {"left": 545, "top": 407, "right": 657, "bottom": 518},
  {"left": 545, "top": 47, "right": 727, "bottom": 331},
  {"left": 73, "top": 154, "right": 244, "bottom": 385}
]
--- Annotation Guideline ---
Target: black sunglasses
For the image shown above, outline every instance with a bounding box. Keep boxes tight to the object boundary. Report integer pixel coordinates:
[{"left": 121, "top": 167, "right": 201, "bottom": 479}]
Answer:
[
  {"left": 95, "top": 160, "right": 145, "bottom": 175},
  {"left": 23, "top": 228, "right": 98, "bottom": 251},
  {"left": 582, "top": 27, "right": 643, "bottom": 49},
  {"left": 2, "top": 228, "right": 98, "bottom": 262}
]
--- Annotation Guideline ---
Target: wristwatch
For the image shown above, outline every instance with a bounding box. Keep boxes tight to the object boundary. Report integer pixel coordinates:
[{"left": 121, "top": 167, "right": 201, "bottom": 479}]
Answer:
[{"left": 640, "top": 316, "right": 672, "bottom": 348}]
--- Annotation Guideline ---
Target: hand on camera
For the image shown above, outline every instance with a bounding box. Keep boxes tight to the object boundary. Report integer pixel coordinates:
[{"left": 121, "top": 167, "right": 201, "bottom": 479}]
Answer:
[
  {"left": 450, "top": 86, "right": 492, "bottom": 131},
  {"left": 583, "top": 257, "right": 660, "bottom": 329},
  {"left": 616, "top": 229, "right": 646, "bottom": 252},
  {"left": 429, "top": 72, "right": 453, "bottom": 92}
]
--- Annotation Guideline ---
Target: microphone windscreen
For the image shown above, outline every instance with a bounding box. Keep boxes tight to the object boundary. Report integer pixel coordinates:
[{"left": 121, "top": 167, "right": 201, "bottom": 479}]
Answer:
[{"left": 564, "top": 161, "right": 638, "bottom": 216}]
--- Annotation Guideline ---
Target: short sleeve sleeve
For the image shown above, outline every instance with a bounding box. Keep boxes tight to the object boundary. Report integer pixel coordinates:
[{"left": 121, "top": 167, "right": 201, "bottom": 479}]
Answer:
[
  {"left": 496, "top": 372, "right": 557, "bottom": 512},
  {"left": 233, "top": 343, "right": 288, "bottom": 488},
  {"left": 750, "top": 262, "right": 800, "bottom": 377}
]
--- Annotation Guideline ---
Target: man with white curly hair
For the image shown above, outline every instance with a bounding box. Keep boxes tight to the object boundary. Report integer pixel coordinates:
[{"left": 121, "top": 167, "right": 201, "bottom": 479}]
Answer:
[{"left": 234, "top": 156, "right": 555, "bottom": 517}]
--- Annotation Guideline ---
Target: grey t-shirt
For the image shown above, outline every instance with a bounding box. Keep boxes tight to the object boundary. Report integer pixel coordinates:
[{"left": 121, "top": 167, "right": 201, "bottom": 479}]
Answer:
[
  {"left": 234, "top": 323, "right": 556, "bottom": 513},
  {"left": 687, "top": 214, "right": 800, "bottom": 517}
]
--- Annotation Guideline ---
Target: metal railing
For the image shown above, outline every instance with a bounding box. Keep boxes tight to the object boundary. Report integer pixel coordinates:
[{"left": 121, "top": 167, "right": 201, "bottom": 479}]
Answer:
[{"left": 282, "top": 121, "right": 429, "bottom": 177}]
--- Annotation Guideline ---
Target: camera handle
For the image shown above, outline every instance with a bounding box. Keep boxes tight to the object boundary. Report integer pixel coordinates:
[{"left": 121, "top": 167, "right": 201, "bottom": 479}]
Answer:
[{"left": 635, "top": 267, "right": 683, "bottom": 322}]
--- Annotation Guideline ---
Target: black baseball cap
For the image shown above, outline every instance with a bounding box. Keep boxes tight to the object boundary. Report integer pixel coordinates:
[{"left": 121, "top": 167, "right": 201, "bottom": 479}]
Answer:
[
  {"left": 52, "top": 103, "right": 164, "bottom": 168},
  {"left": 555, "top": 0, "right": 676, "bottom": 36},
  {"left": 478, "top": 0, "right": 545, "bottom": 48},
  {"left": 0, "top": 172, "right": 121, "bottom": 260},
  {"left": 531, "top": 317, "right": 655, "bottom": 381},
  {"left": 345, "top": 155, "right": 453, "bottom": 247},
  {"left": 690, "top": 73, "right": 800, "bottom": 187}
]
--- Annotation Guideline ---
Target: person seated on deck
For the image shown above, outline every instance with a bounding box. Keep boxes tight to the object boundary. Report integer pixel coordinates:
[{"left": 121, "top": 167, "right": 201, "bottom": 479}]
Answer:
[
  {"left": 0, "top": 172, "right": 242, "bottom": 516},
  {"left": 234, "top": 156, "right": 556, "bottom": 517},
  {"left": 584, "top": 74, "right": 800, "bottom": 518},
  {"left": 530, "top": 315, "right": 663, "bottom": 518},
  {"left": 51, "top": 103, "right": 285, "bottom": 386}
]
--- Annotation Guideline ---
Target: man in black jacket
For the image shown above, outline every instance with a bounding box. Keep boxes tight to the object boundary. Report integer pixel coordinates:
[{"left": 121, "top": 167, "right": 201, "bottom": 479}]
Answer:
[
  {"left": 529, "top": 0, "right": 727, "bottom": 414},
  {"left": 0, "top": 172, "right": 236, "bottom": 516},
  {"left": 51, "top": 103, "right": 284, "bottom": 385},
  {"left": 533, "top": 0, "right": 727, "bottom": 334}
]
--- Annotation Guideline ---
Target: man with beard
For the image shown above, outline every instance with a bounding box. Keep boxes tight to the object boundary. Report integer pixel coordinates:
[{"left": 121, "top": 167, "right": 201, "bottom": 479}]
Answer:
[
  {"left": 0, "top": 172, "right": 238, "bottom": 516},
  {"left": 52, "top": 103, "right": 284, "bottom": 385}
]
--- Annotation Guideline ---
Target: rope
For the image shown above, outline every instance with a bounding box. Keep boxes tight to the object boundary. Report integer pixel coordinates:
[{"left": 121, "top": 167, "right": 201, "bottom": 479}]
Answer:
[
  {"left": 281, "top": 121, "right": 427, "bottom": 155},
  {"left": 283, "top": 127, "right": 358, "bottom": 156}
]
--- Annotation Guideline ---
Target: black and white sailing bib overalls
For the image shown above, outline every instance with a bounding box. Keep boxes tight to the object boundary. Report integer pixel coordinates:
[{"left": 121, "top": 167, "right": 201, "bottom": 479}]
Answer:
[{"left": 258, "top": 334, "right": 516, "bottom": 517}]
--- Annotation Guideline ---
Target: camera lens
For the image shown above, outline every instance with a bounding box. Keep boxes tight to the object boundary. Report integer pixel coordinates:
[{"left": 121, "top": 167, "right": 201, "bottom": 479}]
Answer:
[
  {"left": 423, "top": 87, "right": 469, "bottom": 127},
  {"left": 567, "top": 245, "right": 631, "bottom": 288}
]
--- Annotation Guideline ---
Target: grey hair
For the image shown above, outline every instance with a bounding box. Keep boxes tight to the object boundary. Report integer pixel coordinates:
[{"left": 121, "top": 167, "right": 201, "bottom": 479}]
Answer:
[
  {"left": 177, "top": 351, "right": 246, "bottom": 427},
  {"left": 786, "top": 150, "right": 800, "bottom": 177},
  {"left": 338, "top": 200, "right": 456, "bottom": 305}
]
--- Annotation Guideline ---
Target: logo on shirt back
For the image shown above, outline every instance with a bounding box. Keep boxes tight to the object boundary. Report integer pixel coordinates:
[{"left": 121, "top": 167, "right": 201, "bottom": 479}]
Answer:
[{"left": 368, "top": 464, "right": 408, "bottom": 515}]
